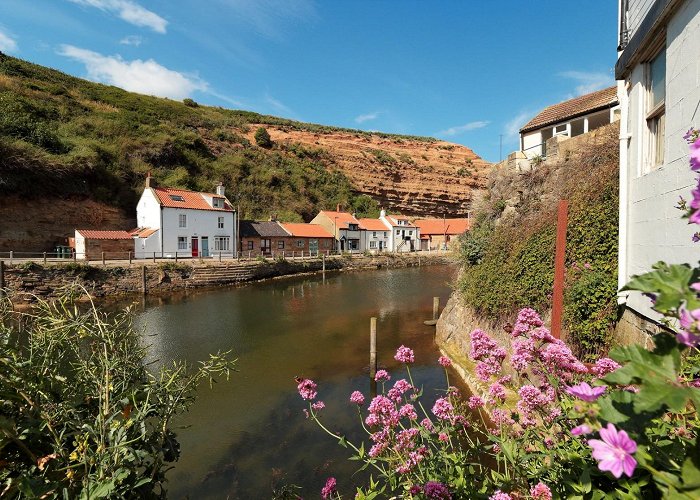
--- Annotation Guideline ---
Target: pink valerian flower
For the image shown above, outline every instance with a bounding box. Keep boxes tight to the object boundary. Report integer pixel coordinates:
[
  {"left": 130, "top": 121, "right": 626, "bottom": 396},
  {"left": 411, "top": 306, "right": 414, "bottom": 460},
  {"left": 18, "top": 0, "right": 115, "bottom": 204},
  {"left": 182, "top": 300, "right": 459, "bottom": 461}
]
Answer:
[
  {"left": 511, "top": 307, "right": 544, "bottom": 337},
  {"left": 589, "top": 423, "right": 637, "bottom": 478},
  {"left": 544, "top": 406, "right": 562, "bottom": 424},
  {"left": 489, "top": 382, "right": 507, "bottom": 402},
  {"left": 366, "top": 395, "right": 400, "bottom": 427},
  {"left": 530, "top": 326, "right": 555, "bottom": 342},
  {"left": 475, "top": 358, "right": 502, "bottom": 381},
  {"left": 468, "top": 395, "right": 485, "bottom": 409},
  {"left": 297, "top": 378, "right": 317, "bottom": 400},
  {"left": 432, "top": 397, "right": 454, "bottom": 420},
  {"left": 395, "top": 428, "right": 420, "bottom": 451},
  {"left": 349, "top": 391, "right": 365, "bottom": 405},
  {"left": 511, "top": 337, "right": 536, "bottom": 371},
  {"left": 539, "top": 340, "right": 588, "bottom": 377},
  {"left": 399, "top": 404, "right": 418, "bottom": 420},
  {"left": 690, "top": 178, "right": 700, "bottom": 225},
  {"left": 491, "top": 409, "right": 514, "bottom": 427},
  {"left": 469, "top": 329, "right": 499, "bottom": 360},
  {"left": 321, "top": 477, "right": 337, "bottom": 499},
  {"left": 395, "top": 345, "right": 415, "bottom": 363},
  {"left": 393, "top": 379, "right": 413, "bottom": 394},
  {"left": 438, "top": 355, "right": 452, "bottom": 367},
  {"left": 566, "top": 382, "right": 607, "bottom": 402},
  {"left": 374, "top": 369, "right": 391, "bottom": 382},
  {"left": 311, "top": 401, "right": 325, "bottom": 411},
  {"left": 438, "top": 432, "right": 449, "bottom": 442},
  {"left": 530, "top": 482, "right": 553, "bottom": 500},
  {"left": 422, "top": 481, "right": 451, "bottom": 499},
  {"left": 571, "top": 424, "right": 593, "bottom": 436},
  {"left": 368, "top": 441, "right": 387, "bottom": 457},
  {"left": 420, "top": 418, "right": 434, "bottom": 431},
  {"left": 591, "top": 357, "right": 621, "bottom": 377},
  {"left": 489, "top": 491, "right": 512, "bottom": 500},
  {"left": 518, "top": 385, "right": 551, "bottom": 410}
]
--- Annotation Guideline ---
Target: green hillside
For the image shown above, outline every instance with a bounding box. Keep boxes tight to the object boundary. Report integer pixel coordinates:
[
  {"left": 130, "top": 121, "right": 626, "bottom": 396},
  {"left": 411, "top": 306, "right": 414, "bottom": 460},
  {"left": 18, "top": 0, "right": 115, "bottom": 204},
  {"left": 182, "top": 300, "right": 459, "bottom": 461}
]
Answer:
[{"left": 0, "top": 55, "right": 436, "bottom": 221}]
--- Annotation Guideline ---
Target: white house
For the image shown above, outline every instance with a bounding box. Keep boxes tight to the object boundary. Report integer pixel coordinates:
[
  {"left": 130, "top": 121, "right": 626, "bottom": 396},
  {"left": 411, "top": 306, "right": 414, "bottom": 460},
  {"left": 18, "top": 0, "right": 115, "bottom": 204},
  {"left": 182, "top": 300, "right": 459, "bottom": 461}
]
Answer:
[
  {"left": 310, "top": 210, "right": 365, "bottom": 253},
  {"left": 379, "top": 210, "right": 420, "bottom": 252},
  {"left": 616, "top": 0, "right": 700, "bottom": 331},
  {"left": 520, "top": 87, "right": 620, "bottom": 158},
  {"left": 358, "top": 218, "right": 391, "bottom": 253},
  {"left": 134, "top": 177, "right": 237, "bottom": 258}
]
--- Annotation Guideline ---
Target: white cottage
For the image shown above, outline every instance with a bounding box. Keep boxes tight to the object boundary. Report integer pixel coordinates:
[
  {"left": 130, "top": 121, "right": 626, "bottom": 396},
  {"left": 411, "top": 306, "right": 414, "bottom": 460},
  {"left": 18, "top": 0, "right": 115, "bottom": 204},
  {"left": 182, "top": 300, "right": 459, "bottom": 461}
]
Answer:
[
  {"left": 134, "top": 177, "right": 237, "bottom": 258},
  {"left": 616, "top": 0, "right": 700, "bottom": 331},
  {"left": 379, "top": 210, "right": 420, "bottom": 252}
]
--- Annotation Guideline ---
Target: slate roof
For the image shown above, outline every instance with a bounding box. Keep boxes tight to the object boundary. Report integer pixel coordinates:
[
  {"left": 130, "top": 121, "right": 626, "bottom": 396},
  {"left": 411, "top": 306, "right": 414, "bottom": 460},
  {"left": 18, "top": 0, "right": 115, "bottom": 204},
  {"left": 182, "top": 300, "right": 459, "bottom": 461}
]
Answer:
[
  {"left": 76, "top": 230, "right": 133, "bottom": 240},
  {"left": 151, "top": 187, "right": 233, "bottom": 212},
  {"left": 414, "top": 218, "right": 471, "bottom": 236},
  {"left": 281, "top": 223, "right": 334, "bottom": 238},
  {"left": 239, "top": 220, "right": 291, "bottom": 238},
  {"left": 520, "top": 86, "right": 618, "bottom": 134}
]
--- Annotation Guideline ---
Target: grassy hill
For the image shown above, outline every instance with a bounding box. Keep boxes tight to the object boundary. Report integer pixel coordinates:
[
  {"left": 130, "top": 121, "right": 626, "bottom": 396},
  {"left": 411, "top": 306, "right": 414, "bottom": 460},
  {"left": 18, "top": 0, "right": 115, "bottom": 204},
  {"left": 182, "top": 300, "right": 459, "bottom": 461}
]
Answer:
[{"left": 0, "top": 54, "right": 486, "bottom": 224}]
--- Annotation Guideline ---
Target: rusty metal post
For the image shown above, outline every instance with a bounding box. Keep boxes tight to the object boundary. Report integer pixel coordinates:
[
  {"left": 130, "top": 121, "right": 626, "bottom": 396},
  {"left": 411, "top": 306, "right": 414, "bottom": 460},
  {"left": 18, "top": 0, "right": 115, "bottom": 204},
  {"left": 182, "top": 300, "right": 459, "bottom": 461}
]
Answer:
[
  {"left": 369, "top": 317, "right": 377, "bottom": 380},
  {"left": 551, "top": 200, "right": 569, "bottom": 339},
  {"left": 175, "top": 252, "right": 178, "bottom": 263}
]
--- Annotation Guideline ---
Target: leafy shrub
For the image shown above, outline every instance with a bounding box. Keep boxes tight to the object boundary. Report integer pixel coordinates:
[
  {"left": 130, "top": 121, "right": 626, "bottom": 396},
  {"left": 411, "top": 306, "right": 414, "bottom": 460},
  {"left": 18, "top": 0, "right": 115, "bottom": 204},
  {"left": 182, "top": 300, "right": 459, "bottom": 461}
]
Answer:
[
  {"left": 369, "top": 149, "right": 397, "bottom": 167},
  {"left": 254, "top": 127, "right": 273, "bottom": 148},
  {"left": 0, "top": 291, "right": 234, "bottom": 498},
  {"left": 182, "top": 98, "right": 198, "bottom": 107}
]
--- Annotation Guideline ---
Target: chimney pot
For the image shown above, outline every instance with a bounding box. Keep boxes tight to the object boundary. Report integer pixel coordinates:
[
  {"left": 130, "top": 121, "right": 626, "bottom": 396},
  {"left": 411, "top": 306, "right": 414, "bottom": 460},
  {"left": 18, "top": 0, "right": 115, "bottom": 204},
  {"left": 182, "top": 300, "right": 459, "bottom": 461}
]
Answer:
[{"left": 216, "top": 182, "right": 225, "bottom": 196}]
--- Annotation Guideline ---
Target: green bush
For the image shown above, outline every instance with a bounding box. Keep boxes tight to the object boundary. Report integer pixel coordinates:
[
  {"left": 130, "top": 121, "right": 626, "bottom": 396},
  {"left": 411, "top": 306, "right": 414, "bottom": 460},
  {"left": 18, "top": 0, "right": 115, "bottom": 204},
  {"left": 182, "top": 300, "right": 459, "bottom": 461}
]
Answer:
[
  {"left": 254, "top": 127, "right": 273, "bottom": 148},
  {"left": 0, "top": 291, "right": 234, "bottom": 498}
]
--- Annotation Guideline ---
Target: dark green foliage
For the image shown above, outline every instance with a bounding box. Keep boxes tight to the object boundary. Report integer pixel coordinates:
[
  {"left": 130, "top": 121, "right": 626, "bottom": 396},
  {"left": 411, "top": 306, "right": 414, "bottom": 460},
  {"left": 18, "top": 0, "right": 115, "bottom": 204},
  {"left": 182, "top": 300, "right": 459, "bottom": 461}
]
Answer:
[
  {"left": 254, "top": 127, "right": 273, "bottom": 148},
  {"left": 370, "top": 149, "right": 397, "bottom": 167},
  {"left": 458, "top": 127, "right": 620, "bottom": 354},
  {"left": 182, "top": 98, "right": 198, "bottom": 108},
  {"left": 0, "top": 55, "right": 392, "bottom": 221}
]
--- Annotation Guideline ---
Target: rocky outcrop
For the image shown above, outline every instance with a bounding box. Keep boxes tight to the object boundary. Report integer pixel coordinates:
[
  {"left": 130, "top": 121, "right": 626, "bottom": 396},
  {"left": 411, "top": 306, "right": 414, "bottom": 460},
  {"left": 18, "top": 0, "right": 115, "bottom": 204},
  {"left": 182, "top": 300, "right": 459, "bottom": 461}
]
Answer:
[
  {"left": 0, "top": 196, "right": 135, "bottom": 253},
  {"left": 244, "top": 125, "right": 491, "bottom": 217}
]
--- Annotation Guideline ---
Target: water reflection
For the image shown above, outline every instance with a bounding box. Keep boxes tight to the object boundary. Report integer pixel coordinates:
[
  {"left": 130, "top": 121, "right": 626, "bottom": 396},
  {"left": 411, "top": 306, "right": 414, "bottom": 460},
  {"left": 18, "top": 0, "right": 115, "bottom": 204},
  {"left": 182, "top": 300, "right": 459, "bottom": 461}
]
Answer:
[{"left": 129, "top": 265, "right": 460, "bottom": 498}]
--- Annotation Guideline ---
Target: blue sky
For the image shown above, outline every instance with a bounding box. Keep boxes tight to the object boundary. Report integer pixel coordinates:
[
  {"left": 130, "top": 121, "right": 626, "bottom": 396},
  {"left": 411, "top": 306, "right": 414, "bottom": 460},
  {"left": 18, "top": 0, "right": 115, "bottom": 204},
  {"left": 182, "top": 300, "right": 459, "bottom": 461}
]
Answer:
[{"left": 0, "top": 1, "right": 618, "bottom": 162}]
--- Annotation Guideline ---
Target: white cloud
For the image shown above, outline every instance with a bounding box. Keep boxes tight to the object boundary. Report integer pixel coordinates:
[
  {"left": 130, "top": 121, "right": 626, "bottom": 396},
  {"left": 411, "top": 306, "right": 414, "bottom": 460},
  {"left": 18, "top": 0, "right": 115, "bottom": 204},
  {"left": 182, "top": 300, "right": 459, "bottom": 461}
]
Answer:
[
  {"left": 0, "top": 29, "right": 18, "bottom": 53},
  {"left": 437, "top": 120, "right": 490, "bottom": 136},
  {"left": 68, "top": 0, "right": 167, "bottom": 33},
  {"left": 119, "top": 35, "right": 142, "bottom": 46},
  {"left": 355, "top": 112, "right": 380, "bottom": 124},
  {"left": 264, "top": 93, "right": 296, "bottom": 117},
  {"left": 504, "top": 111, "right": 533, "bottom": 139},
  {"left": 559, "top": 70, "right": 614, "bottom": 97},
  {"left": 220, "top": 0, "right": 317, "bottom": 38},
  {"left": 58, "top": 45, "right": 207, "bottom": 99}
]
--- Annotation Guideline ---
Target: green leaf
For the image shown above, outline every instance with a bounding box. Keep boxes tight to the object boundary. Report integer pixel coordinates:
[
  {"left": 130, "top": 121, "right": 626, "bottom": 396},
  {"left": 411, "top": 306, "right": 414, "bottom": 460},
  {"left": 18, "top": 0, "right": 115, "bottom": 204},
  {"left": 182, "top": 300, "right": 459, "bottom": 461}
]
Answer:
[{"left": 621, "top": 262, "right": 700, "bottom": 313}]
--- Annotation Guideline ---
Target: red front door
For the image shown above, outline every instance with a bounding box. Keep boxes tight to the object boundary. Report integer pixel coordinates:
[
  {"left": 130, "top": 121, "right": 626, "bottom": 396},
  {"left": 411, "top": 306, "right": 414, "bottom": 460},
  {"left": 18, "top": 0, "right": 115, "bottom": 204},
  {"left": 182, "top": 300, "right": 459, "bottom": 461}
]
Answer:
[{"left": 191, "top": 237, "right": 199, "bottom": 257}]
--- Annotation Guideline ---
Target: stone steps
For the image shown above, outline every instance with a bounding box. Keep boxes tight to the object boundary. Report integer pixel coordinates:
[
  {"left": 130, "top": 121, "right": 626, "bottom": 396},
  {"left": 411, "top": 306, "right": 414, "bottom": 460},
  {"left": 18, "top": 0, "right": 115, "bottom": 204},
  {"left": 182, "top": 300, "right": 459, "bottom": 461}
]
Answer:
[{"left": 188, "top": 266, "right": 257, "bottom": 285}]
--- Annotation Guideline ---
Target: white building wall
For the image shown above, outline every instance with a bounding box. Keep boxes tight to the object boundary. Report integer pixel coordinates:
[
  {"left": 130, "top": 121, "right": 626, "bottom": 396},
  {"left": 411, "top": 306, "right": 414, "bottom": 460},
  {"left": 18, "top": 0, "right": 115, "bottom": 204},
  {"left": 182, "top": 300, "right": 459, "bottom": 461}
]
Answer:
[
  {"left": 74, "top": 231, "right": 86, "bottom": 260},
  {"left": 363, "top": 230, "right": 390, "bottom": 253},
  {"left": 619, "top": 0, "right": 700, "bottom": 319},
  {"left": 136, "top": 189, "right": 162, "bottom": 229},
  {"left": 522, "top": 130, "right": 544, "bottom": 158},
  {"left": 160, "top": 208, "right": 235, "bottom": 257},
  {"left": 626, "top": 0, "right": 657, "bottom": 38}
]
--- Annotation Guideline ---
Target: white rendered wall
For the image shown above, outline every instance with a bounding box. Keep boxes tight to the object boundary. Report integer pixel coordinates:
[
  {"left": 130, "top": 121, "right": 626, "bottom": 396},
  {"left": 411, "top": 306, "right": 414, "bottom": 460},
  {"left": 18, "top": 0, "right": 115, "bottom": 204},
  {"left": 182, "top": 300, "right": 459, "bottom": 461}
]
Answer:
[
  {"left": 74, "top": 231, "right": 86, "bottom": 259},
  {"left": 620, "top": 0, "right": 700, "bottom": 319},
  {"left": 522, "top": 131, "right": 543, "bottom": 158},
  {"left": 160, "top": 208, "right": 234, "bottom": 256}
]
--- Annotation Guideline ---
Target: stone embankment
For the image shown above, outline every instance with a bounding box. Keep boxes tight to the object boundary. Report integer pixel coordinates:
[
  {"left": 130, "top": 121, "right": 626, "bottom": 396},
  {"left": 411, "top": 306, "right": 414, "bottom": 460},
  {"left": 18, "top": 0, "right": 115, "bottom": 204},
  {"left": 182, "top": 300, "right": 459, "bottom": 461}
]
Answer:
[{"left": 1, "top": 253, "right": 451, "bottom": 303}]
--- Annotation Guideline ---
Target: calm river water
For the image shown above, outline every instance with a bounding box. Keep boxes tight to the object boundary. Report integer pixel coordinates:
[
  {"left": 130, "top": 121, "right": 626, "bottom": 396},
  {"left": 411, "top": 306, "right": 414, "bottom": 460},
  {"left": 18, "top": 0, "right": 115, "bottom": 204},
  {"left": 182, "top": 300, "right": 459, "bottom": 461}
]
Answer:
[{"left": 130, "top": 264, "right": 460, "bottom": 499}]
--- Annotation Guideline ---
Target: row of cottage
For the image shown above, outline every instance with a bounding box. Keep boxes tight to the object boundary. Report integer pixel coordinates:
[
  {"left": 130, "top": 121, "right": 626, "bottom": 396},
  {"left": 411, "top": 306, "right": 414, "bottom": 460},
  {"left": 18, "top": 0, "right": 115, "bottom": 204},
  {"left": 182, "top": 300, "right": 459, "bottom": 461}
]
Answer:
[{"left": 73, "top": 176, "right": 470, "bottom": 260}]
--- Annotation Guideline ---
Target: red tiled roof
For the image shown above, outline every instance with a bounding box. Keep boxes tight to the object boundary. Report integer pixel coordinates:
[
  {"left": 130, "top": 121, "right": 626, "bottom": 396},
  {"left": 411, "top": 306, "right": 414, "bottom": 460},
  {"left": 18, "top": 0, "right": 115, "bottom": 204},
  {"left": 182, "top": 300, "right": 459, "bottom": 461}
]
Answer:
[
  {"left": 386, "top": 215, "right": 416, "bottom": 228},
  {"left": 76, "top": 230, "right": 133, "bottom": 240},
  {"left": 151, "top": 187, "right": 233, "bottom": 211},
  {"left": 414, "top": 218, "right": 471, "bottom": 235},
  {"left": 318, "top": 211, "right": 361, "bottom": 229},
  {"left": 358, "top": 218, "right": 389, "bottom": 231},
  {"left": 281, "top": 223, "right": 334, "bottom": 238},
  {"left": 520, "top": 86, "right": 618, "bottom": 133}
]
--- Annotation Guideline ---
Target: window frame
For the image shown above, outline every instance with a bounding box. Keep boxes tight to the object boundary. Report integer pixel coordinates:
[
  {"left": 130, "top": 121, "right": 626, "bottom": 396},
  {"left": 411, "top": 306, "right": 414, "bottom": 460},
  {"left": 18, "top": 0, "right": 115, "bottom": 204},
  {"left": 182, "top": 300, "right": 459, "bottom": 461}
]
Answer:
[
  {"left": 278, "top": 240, "right": 285, "bottom": 250},
  {"left": 645, "top": 45, "right": 666, "bottom": 171},
  {"left": 178, "top": 214, "right": 187, "bottom": 228},
  {"left": 177, "top": 236, "right": 188, "bottom": 250},
  {"left": 218, "top": 216, "right": 224, "bottom": 229}
]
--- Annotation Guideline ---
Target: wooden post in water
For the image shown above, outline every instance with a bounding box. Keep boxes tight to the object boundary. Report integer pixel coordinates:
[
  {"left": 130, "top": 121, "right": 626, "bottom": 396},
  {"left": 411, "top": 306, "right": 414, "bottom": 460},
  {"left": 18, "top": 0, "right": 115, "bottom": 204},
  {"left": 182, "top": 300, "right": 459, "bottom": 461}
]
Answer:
[
  {"left": 9, "top": 251, "right": 12, "bottom": 265},
  {"left": 433, "top": 297, "right": 440, "bottom": 320},
  {"left": 0, "top": 261, "right": 5, "bottom": 297},
  {"left": 141, "top": 265, "right": 147, "bottom": 295},
  {"left": 153, "top": 252, "right": 156, "bottom": 264},
  {"left": 551, "top": 200, "right": 569, "bottom": 340},
  {"left": 128, "top": 251, "right": 132, "bottom": 265},
  {"left": 369, "top": 317, "right": 377, "bottom": 381},
  {"left": 101, "top": 252, "right": 105, "bottom": 267}
]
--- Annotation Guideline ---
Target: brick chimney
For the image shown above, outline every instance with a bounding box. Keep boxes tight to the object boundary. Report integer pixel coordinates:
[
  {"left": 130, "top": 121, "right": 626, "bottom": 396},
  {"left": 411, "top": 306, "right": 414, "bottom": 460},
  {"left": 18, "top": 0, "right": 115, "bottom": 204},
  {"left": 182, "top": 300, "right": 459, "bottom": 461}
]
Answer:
[
  {"left": 145, "top": 172, "right": 154, "bottom": 188},
  {"left": 216, "top": 182, "right": 225, "bottom": 196},
  {"left": 336, "top": 203, "right": 341, "bottom": 212}
]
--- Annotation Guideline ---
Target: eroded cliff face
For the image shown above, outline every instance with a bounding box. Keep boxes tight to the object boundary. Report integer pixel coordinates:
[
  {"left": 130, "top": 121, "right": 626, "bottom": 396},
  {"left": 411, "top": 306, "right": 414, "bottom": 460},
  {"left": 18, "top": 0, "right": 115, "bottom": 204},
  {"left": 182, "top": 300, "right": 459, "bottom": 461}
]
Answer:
[
  {"left": 0, "top": 197, "right": 135, "bottom": 253},
  {"left": 244, "top": 125, "right": 491, "bottom": 217}
]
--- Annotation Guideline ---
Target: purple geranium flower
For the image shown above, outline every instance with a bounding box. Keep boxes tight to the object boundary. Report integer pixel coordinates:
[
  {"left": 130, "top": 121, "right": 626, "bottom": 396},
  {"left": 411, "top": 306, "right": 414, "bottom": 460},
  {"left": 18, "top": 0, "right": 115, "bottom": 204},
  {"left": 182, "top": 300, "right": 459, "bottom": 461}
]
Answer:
[
  {"left": 690, "top": 138, "right": 700, "bottom": 171},
  {"left": 566, "top": 382, "right": 607, "bottom": 402},
  {"left": 588, "top": 423, "right": 637, "bottom": 478},
  {"left": 571, "top": 424, "right": 593, "bottom": 436}
]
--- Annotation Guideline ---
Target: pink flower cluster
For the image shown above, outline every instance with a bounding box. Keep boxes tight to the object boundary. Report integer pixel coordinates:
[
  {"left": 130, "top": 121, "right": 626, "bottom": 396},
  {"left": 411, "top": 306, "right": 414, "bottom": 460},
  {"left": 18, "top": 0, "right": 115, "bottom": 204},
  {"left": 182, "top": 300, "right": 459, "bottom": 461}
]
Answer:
[
  {"left": 469, "top": 329, "right": 506, "bottom": 381},
  {"left": 321, "top": 477, "right": 337, "bottom": 499},
  {"left": 677, "top": 307, "right": 700, "bottom": 347},
  {"left": 685, "top": 128, "right": 700, "bottom": 234},
  {"left": 297, "top": 378, "right": 317, "bottom": 401},
  {"left": 394, "top": 345, "right": 415, "bottom": 363},
  {"left": 590, "top": 357, "right": 621, "bottom": 377},
  {"left": 511, "top": 307, "right": 544, "bottom": 337},
  {"left": 530, "top": 482, "right": 552, "bottom": 500},
  {"left": 349, "top": 391, "right": 365, "bottom": 405}
]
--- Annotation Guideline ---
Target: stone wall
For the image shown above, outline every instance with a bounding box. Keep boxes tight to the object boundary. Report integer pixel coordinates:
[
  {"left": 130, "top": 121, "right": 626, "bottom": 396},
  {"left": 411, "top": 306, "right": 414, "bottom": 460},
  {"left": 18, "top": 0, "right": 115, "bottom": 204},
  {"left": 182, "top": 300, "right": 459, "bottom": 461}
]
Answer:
[{"left": 1, "top": 253, "right": 451, "bottom": 303}]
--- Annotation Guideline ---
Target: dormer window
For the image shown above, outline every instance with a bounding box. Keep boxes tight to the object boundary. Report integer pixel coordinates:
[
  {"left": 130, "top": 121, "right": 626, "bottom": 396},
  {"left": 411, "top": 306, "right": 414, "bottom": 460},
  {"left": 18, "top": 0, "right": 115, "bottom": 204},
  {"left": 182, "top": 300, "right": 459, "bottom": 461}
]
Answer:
[
  {"left": 348, "top": 223, "right": 359, "bottom": 231},
  {"left": 169, "top": 194, "right": 185, "bottom": 202},
  {"left": 213, "top": 197, "right": 225, "bottom": 209}
]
